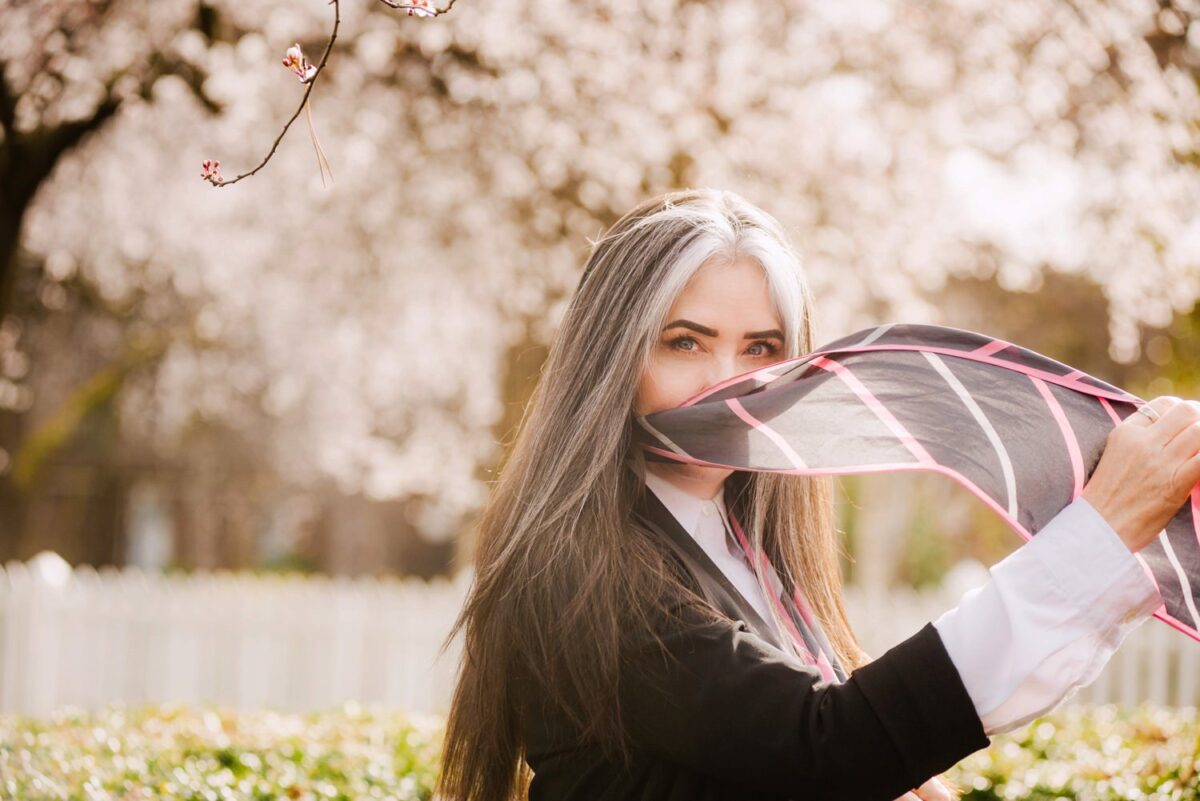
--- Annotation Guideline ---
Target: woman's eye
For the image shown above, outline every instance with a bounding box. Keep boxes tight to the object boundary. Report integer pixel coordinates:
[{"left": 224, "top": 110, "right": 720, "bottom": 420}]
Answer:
[
  {"left": 667, "top": 336, "right": 778, "bottom": 357},
  {"left": 747, "top": 342, "right": 778, "bottom": 357},
  {"left": 669, "top": 335, "right": 699, "bottom": 352}
]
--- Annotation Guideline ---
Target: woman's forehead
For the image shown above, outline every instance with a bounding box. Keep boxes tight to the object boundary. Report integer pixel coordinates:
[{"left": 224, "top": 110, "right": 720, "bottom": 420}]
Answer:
[{"left": 666, "top": 259, "right": 782, "bottom": 330}]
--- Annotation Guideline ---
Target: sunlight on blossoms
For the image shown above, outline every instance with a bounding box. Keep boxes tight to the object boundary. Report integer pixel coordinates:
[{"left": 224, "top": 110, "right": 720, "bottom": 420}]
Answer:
[{"left": 5, "top": 0, "right": 1200, "bottom": 534}]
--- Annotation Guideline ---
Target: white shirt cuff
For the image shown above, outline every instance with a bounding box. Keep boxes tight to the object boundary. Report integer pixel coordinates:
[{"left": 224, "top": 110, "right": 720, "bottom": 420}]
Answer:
[{"left": 932, "top": 494, "right": 1163, "bottom": 734}]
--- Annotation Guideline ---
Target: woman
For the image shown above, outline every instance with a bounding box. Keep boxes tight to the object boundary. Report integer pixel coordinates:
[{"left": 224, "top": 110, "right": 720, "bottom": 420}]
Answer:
[{"left": 434, "top": 188, "right": 1196, "bottom": 801}]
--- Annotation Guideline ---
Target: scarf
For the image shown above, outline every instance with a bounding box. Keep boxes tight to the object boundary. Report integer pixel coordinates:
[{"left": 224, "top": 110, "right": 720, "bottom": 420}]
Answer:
[
  {"left": 722, "top": 500, "right": 848, "bottom": 681},
  {"left": 635, "top": 322, "right": 1199, "bottom": 651}
]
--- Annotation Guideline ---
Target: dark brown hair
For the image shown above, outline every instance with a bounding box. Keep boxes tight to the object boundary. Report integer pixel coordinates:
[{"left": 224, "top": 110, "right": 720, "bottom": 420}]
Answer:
[{"left": 434, "top": 188, "right": 875, "bottom": 801}]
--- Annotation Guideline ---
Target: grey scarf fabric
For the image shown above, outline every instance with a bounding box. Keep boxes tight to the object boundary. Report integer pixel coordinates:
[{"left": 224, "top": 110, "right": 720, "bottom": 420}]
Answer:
[{"left": 635, "top": 322, "right": 1199, "bottom": 644}]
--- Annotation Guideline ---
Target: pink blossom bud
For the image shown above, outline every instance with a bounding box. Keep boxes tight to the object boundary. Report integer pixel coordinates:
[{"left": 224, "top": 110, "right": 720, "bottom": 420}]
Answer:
[
  {"left": 282, "top": 43, "right": 318, "bottom": 83},
  {"left": 201, "top": 159, "right": 224, "bottom": 185},
  {"left": 406, "top": 0, "right": 435, "bottom": 16}
]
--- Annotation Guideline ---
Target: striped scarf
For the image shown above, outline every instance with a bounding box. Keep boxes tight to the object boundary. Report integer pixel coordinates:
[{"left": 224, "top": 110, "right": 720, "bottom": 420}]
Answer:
[
  {"left": 636, "top": 322, "right": 1197, "bottom": 644},
  {"left": 718, "top": 501, "right": 847, "bottom": 682}
]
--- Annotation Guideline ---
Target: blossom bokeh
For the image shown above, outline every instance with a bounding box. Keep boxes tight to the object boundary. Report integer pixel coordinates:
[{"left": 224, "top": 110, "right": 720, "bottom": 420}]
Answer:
[
  {"left": 2, "top": 3, "right": 1200, "bottom": 793},
  {"left": 2, "top": 0, "right": 1199, "bottom": 577}
]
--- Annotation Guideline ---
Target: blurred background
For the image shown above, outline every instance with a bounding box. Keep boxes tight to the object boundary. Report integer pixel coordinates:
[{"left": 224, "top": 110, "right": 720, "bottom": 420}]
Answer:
[{"left": 1, "top": 0, "right": 1199, "bottom": 718}]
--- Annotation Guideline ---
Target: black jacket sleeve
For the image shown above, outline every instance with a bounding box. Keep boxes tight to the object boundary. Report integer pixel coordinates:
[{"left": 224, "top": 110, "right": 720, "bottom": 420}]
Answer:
[{"left": 617, "top": 601, "right": 992, "bottom": 800}]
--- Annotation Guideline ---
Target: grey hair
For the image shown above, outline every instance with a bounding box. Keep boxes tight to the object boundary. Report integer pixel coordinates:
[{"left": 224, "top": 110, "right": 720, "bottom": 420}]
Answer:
[
  {"left": 563, "top": 186, "right": 823, "bottom": 664},
  {"left": 435, "top": 187, "right": 865, "bottom": 801},
  {"left": 580, "top": 188, "right": 815, "bottom": 377}
]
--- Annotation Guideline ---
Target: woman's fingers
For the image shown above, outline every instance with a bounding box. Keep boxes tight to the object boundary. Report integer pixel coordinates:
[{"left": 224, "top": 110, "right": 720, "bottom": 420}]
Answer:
[
  {"left": 1175, "top": 448, "right": 1200, "bottom": 503},
  {"left": 1153, "top": 398, "right": 1200, "bottom": 448},
  {"left": 895, "top": 777, "right": 953, "bottom": 801},
  {"left": 913, "top": 776, "right": 954, "bottom": 801},
  {"left": 1127, "top": 395, "right": 1181, "bottom": 429},
  {"left": 1084, "top": 395, "right": 1200, "bottom": 553},
  {"left": 1163, "top": 415, "right": 1200, "bottom": 463},
  {"left": 1155, "top": 402, "right": 1200, "bottom": 500}
]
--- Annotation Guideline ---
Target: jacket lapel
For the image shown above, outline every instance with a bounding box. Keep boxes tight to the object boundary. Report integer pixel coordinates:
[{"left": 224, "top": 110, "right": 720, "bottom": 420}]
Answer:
[{"left": 632, "top": 484, "right": 788, "bottom": 653}]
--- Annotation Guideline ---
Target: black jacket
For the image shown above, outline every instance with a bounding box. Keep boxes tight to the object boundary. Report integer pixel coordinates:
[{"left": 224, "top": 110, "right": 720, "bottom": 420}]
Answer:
[{"left": 517, "top": 483, "right": 992, "bottom": 800}]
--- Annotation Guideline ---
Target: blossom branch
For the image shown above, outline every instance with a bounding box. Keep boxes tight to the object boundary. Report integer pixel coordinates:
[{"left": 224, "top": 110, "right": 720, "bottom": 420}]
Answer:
[
  {"left": 201, "top": 0, "right": 340, "bottom": 187},
  {"left": 201, "top": 0, "right": 457, "bottom": 187},
  {"left": 375, "top": 0, "right": 457, "bottom": 17}
]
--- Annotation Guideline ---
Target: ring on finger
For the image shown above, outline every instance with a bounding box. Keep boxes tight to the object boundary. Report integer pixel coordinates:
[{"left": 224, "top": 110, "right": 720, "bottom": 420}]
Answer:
[{"left": 1137, "top": 404, "right": 1160, "bottom": 423}]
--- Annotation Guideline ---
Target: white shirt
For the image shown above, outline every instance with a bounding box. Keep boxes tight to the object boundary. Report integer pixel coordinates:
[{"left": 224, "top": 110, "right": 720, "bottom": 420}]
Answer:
[
  {"left": 643, "top": 469, "right": 789, "bottom": 643},
  {"left": 642, "top": 470, "right": 1164, "bottom": 736}
]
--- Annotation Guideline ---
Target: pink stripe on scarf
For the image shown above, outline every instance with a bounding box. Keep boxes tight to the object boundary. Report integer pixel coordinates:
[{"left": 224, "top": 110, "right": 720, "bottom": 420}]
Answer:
[
  {"left": 728, "top": 510, "right": 838, "bottom": 682},
  {"left": 1030, "top": 376, "right": 1084, "bottom": 498}
]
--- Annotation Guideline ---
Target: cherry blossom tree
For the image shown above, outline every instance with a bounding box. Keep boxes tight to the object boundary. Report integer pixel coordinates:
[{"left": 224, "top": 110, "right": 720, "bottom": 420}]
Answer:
[{"left": 3, "top": 0, "right": 1200, "bottom": 569}]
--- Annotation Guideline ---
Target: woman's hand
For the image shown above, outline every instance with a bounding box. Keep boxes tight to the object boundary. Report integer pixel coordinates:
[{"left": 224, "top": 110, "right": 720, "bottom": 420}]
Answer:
[
  {"left": 1081, "top": 395, "right": 1200, "bottom": 553},
  {"left": 893, "top": 775, "right": 955, "bottom": 801}
]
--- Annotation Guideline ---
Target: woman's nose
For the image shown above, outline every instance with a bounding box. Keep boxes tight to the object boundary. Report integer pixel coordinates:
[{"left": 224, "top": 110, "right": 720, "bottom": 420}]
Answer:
[{"left": 707, "top": 353, "right": 743, "bottom": 386}]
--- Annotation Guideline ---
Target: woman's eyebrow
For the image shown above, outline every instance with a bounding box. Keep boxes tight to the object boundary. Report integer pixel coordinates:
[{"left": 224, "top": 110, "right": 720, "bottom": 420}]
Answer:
[{"left": 662, "top": 319, "right": 784, "bottom": 340}]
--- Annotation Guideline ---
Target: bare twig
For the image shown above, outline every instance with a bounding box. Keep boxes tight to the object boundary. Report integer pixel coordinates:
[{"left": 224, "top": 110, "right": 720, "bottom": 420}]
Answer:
[
  {"left": 205, "top": 0, "right": 342, "bottom": 187},
  {"left": 202, "top": 0, "right": 458, "bottom": 188}
]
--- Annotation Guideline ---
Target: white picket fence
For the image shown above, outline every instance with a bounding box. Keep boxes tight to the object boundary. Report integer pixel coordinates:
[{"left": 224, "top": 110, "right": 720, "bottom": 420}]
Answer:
[
  {"left": 848, "top": 575, "right": 1200, "bottom": 710},
  {"left": 0, "top": 552, "right": 470, "bottom": 718},
  {"left": 0, "top": 551, "right": 1196, "bottom": 718}
]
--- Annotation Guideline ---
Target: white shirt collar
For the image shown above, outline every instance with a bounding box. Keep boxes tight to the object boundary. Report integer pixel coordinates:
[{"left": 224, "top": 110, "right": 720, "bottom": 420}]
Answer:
[
  {"left": 642, "top": 468, "right": 736, "bottom": 555},
  {"left": 638, "top": 464, "right": 786, "bottom": 643}
]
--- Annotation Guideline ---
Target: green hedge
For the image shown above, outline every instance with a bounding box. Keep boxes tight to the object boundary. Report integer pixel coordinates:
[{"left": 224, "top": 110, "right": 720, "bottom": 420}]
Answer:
[
  {"left": 950, "top": 703, "right": 1198, "bottom": 800},
  {"left": 0, "top": 702, "right": 1196, "bottom": 800},
  {"left": 0, "top": 703, "right": 442, "bottom": 801}
]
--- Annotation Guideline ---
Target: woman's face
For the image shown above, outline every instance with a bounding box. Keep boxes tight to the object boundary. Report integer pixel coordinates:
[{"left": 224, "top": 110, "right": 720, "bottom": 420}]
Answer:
[
  {"left": 635, "top": 255, "right": 785, "bottom": 418},
  {"left": 633, "top": 256, "right": 785, "bottom": 495}
]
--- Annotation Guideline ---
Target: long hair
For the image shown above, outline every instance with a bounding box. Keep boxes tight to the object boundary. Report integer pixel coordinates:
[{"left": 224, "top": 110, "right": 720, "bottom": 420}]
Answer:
[{"left": 434, "top": 188, "right": 876, "bottom": 801}]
